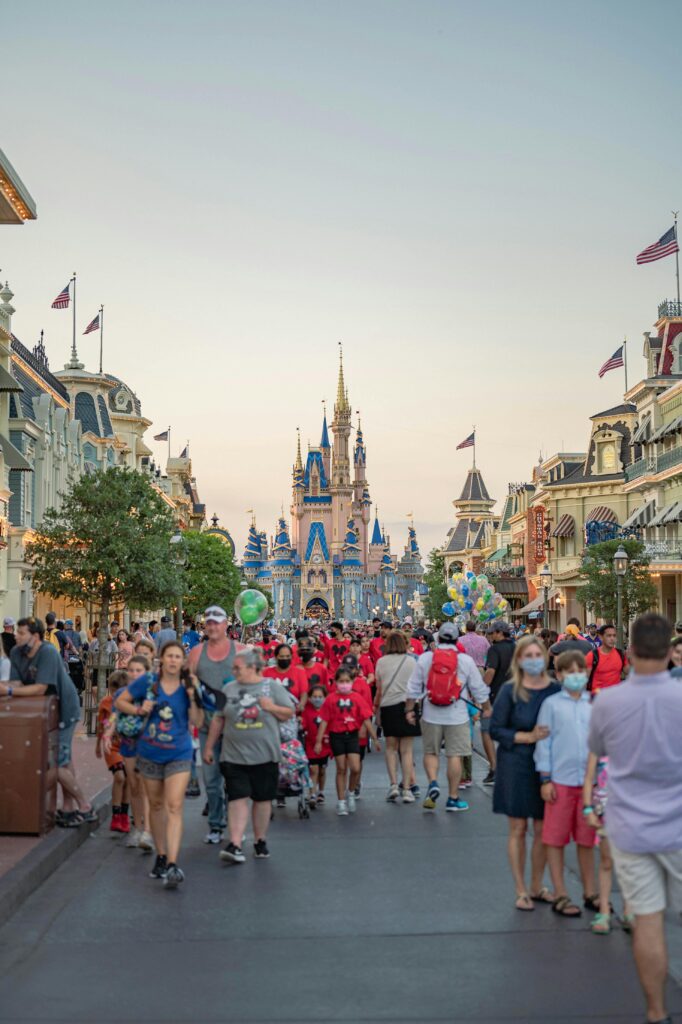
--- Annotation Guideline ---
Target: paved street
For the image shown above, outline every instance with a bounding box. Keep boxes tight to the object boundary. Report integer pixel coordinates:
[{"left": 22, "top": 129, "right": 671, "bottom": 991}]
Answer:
[{"left": 0, "top": 749, "right": 681, "bottom": 1024}]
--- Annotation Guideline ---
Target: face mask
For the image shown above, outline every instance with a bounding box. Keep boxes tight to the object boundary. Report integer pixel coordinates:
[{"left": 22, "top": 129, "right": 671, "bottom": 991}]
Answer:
[
  {"left": 276, "top": 657, "right": 292, "bottom": 669},
  {"left": 521, "top": 656, "right": 545, "bottom": 677},
  {"left": 563, "top": 672, "right": 588, "bottom": 693},
  {"left": 310, "top": 695, "right": 325, "bottom": 708},
  {"left": 336, "top": 681, "right": 353, "bottom": 694},
  {"left": 300, "top": 649, "right": 313, "bottom": 662}
]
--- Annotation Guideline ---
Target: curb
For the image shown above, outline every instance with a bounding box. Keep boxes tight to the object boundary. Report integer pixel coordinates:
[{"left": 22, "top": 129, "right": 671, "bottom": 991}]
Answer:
[{"left": 0, "top": 785, "right": 111, "bottom": 929}]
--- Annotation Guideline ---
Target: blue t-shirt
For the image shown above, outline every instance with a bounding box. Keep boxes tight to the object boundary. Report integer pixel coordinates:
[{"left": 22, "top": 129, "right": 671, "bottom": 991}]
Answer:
[
  {"left": 127, "top": 673, "right": 192, "bottom": 763},
  {"left": 182, "top": 629, "right": 201, "bottom": 650}
]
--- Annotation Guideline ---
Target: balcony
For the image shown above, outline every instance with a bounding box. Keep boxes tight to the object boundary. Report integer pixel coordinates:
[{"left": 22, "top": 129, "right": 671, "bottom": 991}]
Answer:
[
  {"left": 625, "top": 446, "right": 682, "bottom": 481},
  {"left": 658, "top": 299, "right": 682, "bottom": 319},
  {"left": 645, "top": 539, "right": 682, "bottom": 561}
]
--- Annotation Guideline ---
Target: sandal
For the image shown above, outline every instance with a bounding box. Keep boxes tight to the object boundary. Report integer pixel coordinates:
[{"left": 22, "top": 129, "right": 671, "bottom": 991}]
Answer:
[
  {"left": 552, "top": 895, "right": 582, "bottom": 917},
  {"left": 57, "top": 811, "right": 82, "bottom": 828},
  {"left": 515, "top": 893, "right": 534, "bottom": 912},
  {"left": 530, "top": 886, "right": 554, "bottom": 904},
  {"left": 620, "top": 913, "right": 635, "bottom": 933},
  {"left": 590, "top": 912, "right": 611, "bottom": 934},
  {"left": 583, "top": 893, "right": 600, "bottom": 912}
]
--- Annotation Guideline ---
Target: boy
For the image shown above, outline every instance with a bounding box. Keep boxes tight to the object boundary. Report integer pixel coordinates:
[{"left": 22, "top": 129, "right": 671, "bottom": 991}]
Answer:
[
  {"left": 96, "top": 670, "right": 130, "bottom": 833},
  {"left": 534, "top": 650, "right": 595, "bottom": 916}
]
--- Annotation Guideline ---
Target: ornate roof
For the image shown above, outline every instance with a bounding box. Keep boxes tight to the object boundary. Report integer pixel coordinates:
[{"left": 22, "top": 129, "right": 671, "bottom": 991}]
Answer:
[
  {"left": 305, "top": 521, "right": 330, "bottom": 562},
  {"left": 272, "top": 516, "right": 293, "bottom": 564},
  {"left": 458, "top": 467, "right": 491, "bottom": 502},
  {"left": 320, "top": 412, "right": 330, "bottom": 449},
  {"left": 370, "top": 515, "right": 383, "bottom": 545},
  {"left": 304, "top": 449, "right": 328, "bottom": 490}
]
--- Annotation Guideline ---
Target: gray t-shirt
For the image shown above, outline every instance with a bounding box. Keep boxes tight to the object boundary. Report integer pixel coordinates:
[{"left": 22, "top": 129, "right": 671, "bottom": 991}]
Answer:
[
  {"left": 155, "top": 627, "right": 177, "bottom": 650},
  {"left": 9, "top": 641, "right": 81, "bottom": 728},
  {"left": 218, "top": 678, "right": 294, "bottom": 766}
]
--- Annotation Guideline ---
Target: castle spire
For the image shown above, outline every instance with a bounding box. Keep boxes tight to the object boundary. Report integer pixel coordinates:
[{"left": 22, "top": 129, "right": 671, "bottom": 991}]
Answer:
[
  {"left": 295, "top": 427, "right": 303, "bottom": 472},
  {"left": 335, "top": 343, "right": 349, "bottom": 412},
  {"left": 320, "top": 401, "right": 330, "bottom": 449}
]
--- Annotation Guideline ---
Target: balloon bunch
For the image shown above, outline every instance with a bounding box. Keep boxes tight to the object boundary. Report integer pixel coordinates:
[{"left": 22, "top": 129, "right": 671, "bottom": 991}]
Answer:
[
  {"left": 441, "top": 571, "right": 510, "bottom": 623},
  {"left": 234, "top": 588, "right": 269, "bottom": 626}
]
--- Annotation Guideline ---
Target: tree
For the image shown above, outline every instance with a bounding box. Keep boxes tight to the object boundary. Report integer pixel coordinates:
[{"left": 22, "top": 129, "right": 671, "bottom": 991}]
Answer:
[
  {"left": 423, "top": 548, "right": 448, "bottom": 621},
  {"left": 575, "top": 538, "right": 657, "bottom": 625},
  {"left": 182, "top": 531, "right": 241, "bottom": 620},
  {"left": 28, "top": 468, "right": 181, "bottom": 697}
]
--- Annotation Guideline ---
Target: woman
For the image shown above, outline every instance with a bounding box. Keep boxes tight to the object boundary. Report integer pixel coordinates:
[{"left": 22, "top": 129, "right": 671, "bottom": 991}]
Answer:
[
  {"left": 203, "top": 648, "right": 295, "bottom": 862},
  {"left": 490, "top": 635, "right": 560, "bottom": 911},
  {"left": 74, "top": 616, "right": 89, "bottom": 648},
  {"left": 375, "top": 630, "right": 420, "bottom": 803},
  {"left": 669, "top": 636, "right": 682, "bottom": 669},
  {"left": 116, "top": 629, "right": 135, "bottom": 669},
  {"left": 115, "top": 640, "right": 203, "bottom": 888}
]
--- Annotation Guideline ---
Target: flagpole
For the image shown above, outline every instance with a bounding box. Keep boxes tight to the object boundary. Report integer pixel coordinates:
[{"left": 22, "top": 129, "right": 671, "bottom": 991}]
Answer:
[
  {"left": 623, "top": 337, "right": 628, "bottom": 393},
  {"left": 99, "top": 305, "right": 104, "bottom": 374},
  {"left": 168, "top": 426, "right": 171, "bottom": 465},
  {"left": 71, "top": 272, "right": 77, "bottom": 363},
  {"left": 674, "top": 211, "right": 681, "bottom": 307},
  {"left": 472, "top": 424, "right": 476, "bottom": 469}
]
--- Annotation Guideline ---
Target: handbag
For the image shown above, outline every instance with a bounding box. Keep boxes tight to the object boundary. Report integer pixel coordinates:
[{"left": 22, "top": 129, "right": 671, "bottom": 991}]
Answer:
[{"left": 116, "top": 677, "right": 158, "bottom": 739}]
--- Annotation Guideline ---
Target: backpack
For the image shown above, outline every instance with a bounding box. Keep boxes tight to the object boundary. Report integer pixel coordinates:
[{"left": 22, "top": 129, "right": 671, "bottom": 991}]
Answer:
[
  {"left": 116, "top": 676, "right": 158, "bottom": 738},
  {"left": 426, "top": 649, "right": 462, "bottom": 706},
  {"left": 587, "top": 647, "right": 625, "bottom": 691}
]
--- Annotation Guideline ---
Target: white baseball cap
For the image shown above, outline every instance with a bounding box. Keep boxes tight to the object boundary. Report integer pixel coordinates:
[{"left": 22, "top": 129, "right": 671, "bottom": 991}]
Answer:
[
  {"left": 204, "top": 605, "right": 227, "bottom": 623},
  {"left": 3, "top": 617, "right": 15, "bottom": 628}
]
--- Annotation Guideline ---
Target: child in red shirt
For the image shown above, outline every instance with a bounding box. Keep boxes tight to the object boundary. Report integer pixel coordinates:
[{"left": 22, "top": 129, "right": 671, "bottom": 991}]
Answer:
[
  {"left": 263, "top": 643, "right": 309, "bottom": 708},
  {"left": 298, "top": 642, "right": 330, "bottom": 690},
  {"left": 315, "top": 668, "right": 379, "bottom": 816},
  {"left": 300, "top": 683, "right": 331, "bottom": 805},
  {"left": 96, "top": 670, "right": 130, "bottom": 834}
]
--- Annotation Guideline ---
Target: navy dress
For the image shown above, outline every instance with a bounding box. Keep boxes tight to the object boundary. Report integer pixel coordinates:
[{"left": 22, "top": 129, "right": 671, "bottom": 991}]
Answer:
[{"left": 490, "top": 680, "right": 561, "bottom": 820}]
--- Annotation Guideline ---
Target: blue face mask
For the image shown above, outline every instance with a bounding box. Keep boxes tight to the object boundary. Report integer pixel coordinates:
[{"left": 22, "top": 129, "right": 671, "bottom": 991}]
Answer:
[
  {"left": 563, "top": 672, "right": 588, "bottom": 693},
  {"left": 521, "top": 656, "right": 545, "bottom": 676}
]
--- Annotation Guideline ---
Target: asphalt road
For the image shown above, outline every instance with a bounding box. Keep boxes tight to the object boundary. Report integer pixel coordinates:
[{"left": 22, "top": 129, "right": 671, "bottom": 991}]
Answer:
[{"left": 0, "top": 747, "right": 680, "bottom": 1024}]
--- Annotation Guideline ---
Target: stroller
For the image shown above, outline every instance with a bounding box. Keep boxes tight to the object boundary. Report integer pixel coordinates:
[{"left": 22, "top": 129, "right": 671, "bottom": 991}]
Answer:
[{"left": 277, "top": 721, "right": 313, "bottom": 819}]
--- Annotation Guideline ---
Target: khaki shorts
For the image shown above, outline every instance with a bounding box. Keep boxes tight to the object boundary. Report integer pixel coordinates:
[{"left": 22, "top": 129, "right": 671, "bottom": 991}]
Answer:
[
  {"left": 421, "top": 720, "right": 471, "bottom": 757},
  {"left": 610, "top": 841, "right": 682, "bottom": 916}
]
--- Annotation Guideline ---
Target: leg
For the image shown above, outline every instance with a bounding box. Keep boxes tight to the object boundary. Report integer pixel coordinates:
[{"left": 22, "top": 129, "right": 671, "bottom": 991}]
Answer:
[
  {"left": 546, "top": 845, "right": 567, "bottom": 898},
  {"left": 310, "top": 763, "right": 319, "bottom": 793},
  {"left": 347, "top": 753, "right": 361, "bottom": 793},
  {"left": 111, "top": 770, "right": 125, "bottom": 807},
  {"left": 530, "top": 819, "right": 548, "bottom": 895},
  {"left": 384, "top": 736, "right": 398, "bottom": 785},
  {"left": 398, "top": 738, "right": 414, "bottom": 789},
  {"left": 598, "top": 838, "right": 614, "bottom": 916},
  {"left": 199, "top": 729, "right": 227, "bottom": 831},
  {"left": 319, "top": 763, "right": 326, "bottom": 793},
  {"left": 335, "top": 755, "right": 347, "bottom": 799},
  {"left": 482, "top": 730, "right": 496, "bottom": 770},
  {"left": 252, "top": 800, "right": 272, "bottom": 841},
  {"left": 57, "top": 765, "right": 91, "bottom": 811},
  {"left": 163, "top": 771, "right": 190, "bottom": 864},
  {"left": 227, "top": 797, "right": 249, "bottom": 846},
  {"left": 423, "top": 752, "right": 439, "bottom": 784},
  {"left": 445, "top": 755, "right": 462, "bottom": 798},
  {"left": 124, "top": 757, "right": 146, "bottom": 830},
  {"left": 507, "top": 817, "right": 529, "bottom": 897},
  {"left": 577, "top": 843, "right": 597, "bottom": 899},
  {"left": 632, "top": 912, "right": 668, "bottom": 1023},
  {"left": 142, "top": 776, "right": 167, "bottom": 856}
]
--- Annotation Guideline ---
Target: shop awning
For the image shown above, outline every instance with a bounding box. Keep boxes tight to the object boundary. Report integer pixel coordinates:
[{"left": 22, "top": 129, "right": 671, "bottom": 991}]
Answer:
[
  {"left": 649, "top": 503, "right": 677, "bottom": 528},
  {"left": 487, "top": 548, "right": 508, "bottom": 563},
  {"left": 516, "top": 588, "right": 560, "bottom": 616},
  {"left": 552, "top": 514, "right": 575, "bottom": 538},
  {"left": 585, "top": 505, "right": 618, "bottom": 525},
  {"left": 632, "top": 413, "right": 651, "bottom": 444},
  {"left": 622, "top": 499, "right": 657, "bottom": 530},
  {"left": 0, "top": 433, "right": 31, "bottom": 471},
  {"left": 663, "top": 502, "right": 682, "bottom": 525},
  {"left": 0, "top": 365, "right": 23, "bottom": 393},
  {"left": 496, "top": 578, "right": 528, "bottom": 597}
]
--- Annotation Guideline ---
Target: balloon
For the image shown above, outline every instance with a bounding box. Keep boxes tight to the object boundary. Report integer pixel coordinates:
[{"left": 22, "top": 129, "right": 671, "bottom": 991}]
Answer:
[
  {"left": 448, "top": 587, "right": 457, "bottom": 599},
  {"left": 466, "top": 571, "right": 475, "bottom": 580},
  {"left": 483, "top": 590, "right": 492, "bottom": 602},
  {"left": 465, "top": 600, "right": 473, "bottom": 611},
  {"left": 441, "top": 601, "right": 455, "bottom": 617},
  {"left": 461, "top": 584, "right": 469, "bottom": 597},
  {"left": 470, "top": 578, "right": 478, "bottom": 591},
  {"left": 234, "top": 588, "right": 269, "bottom": 626},
  {"left": 457, "top": 596, "right": 465, "bottom": 607},
  {"left": 476, "top": 598, "right": 484, "bottom": 611},
  {"left": 477, "top": 575, "right": 489, "bottom": 587}
]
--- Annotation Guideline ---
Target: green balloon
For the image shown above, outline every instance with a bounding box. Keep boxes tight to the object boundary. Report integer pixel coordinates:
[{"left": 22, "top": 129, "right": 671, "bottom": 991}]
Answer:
[
  {"left": 240, "top": 604, "right": 261, "bottom": 625},
  {"left": 253, "top": 592, "right": 268, "bottom": 613}
]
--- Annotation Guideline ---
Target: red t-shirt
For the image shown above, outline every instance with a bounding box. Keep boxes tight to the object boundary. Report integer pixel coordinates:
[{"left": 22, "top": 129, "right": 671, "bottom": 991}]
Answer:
[
  {"left": 263, "top": 665, "right": 309, "bottom": 701},
  {"left": 256, "top": 640, "right": 278, "bottom": 661},
  {"left": 586, "top": 647, "right": 627, "bottom": 693},
  {"left": 359, "top": 653, "right": 375, "bottom": 679},
  {"left": 369, "top": 637, "right": 386, "bottom": 665},
  {"left": 300, "top": 703, "right": 331, "bottom": 759},
  {"left": 329, "top": 675, "right": 373, "bottom": 708},
  {"left": 324, "top": 636, "right": 350, "bottom": 674},
  {"left": 408, "top": 637, "right": 425, "bottom": 656},
  {"left": 320, "top": 691, "right": 372, "bottom": 733},
  {"left": 300, "top": 661, "right": 330, "bottom": 691}
]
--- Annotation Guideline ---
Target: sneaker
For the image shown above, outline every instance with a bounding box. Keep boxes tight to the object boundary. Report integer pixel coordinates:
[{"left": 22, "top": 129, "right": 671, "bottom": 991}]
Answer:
[
  {"left": 204, "top": 829, "right": 223, "bottom": 845},
  {"left": 149, "top": 855, "right": 168, "bottom": 879},
  {"left": 219, "top": 842, "right": 246, "bottom": 864},
  {"left": 446, "top": 797, "right": 469, "bottom": 812},
  {"left": 118, "top": 813, "right": 130, "bottom": 833},
  {"left": 163, "top": 864, "right": 185, "bottom": 889},
  {"left": 125, "top": 828, "right": 142, "bottom": 848},
  {"left": 276, "top": 797, "right": 286, "bottom": 809},
  {"left": 423, "top": 781, "right": 440, "bottom": 810},
  {"left": 482, "top": 770, "right": 496, "bottom": 786},
  {"left": 254, "top": 839, "right": 270, "bottom": 859},
  {"left": 316, "top": 792, "right": 325, "bottom": 804},
  {"left": 387, "top": 784, "right": 400, "bottom": 802},
  {"left": 402, "top": 789, "right": 415, "bottom": 803},
  {"left": 185, "top": 778, "right": 201, "bottom": 798},
  {"left": 109, "top": 813, "right": 122, "bottom": 833},
  {"left": 347, "top": 792, "right": 357, "bottom": 813},
  {"left": 354, "top": 783, "right": 362, "bottom": 798},
  {"left": 410, "top": 784, "right": 421, "bottom": 798},
  {"left": 138, "top": 831, "right": 154, "bottom": 852},
  {"left": 462, "top": 780, "right": 472, "bottom": 788},
  {"left": 336, "top": 800, "right": 349, "bottom": 816}
]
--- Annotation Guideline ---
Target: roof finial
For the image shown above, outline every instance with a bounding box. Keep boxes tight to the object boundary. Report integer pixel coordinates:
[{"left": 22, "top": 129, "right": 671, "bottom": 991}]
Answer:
[
  {"left": 295, "top": 427, "right": 303, "bottom": 471},
  {"left": 336, "top": 341, "right": 349, "bottom": 412}
]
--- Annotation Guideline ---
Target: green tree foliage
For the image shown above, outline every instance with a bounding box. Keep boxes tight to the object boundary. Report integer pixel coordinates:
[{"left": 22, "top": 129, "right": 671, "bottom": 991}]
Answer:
[
  {"left": 576, "top": 538, "right": 657, "bottom": 623},
  {"left": 423, "top": 548, "right": 448, "bottom": 621},
  {"left": 182, "top": 531, "right": 241, "bottom": 619}
]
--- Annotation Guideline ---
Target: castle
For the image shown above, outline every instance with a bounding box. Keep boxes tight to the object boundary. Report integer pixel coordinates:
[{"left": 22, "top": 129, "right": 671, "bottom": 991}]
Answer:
[{"left": 242, "top": 352, "right": 425, "bottom": 621}]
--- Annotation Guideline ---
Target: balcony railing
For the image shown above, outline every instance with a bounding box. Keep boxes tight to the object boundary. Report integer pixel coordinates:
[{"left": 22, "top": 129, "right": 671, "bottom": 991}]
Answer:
[
  {"left": 625, "top": 446, "right": 682, "bottom": 481},
  {"left": 644, "top": 539, "right": 682, "bottom": 561},
  {"left": 658, "top": 299, "right": 682, "bottom": 319}
]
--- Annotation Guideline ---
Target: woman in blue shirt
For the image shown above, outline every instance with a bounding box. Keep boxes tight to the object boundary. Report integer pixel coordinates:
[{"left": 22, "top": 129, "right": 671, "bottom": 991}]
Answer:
[{"left": 116, "top": 640, "right": 203, "bottom": 888}]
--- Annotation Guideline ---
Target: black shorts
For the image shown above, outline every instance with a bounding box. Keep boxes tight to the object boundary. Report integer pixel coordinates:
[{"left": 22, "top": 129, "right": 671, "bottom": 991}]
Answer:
[
  {"left": 380, "top": 701, "right": 421, "bottom": 739},
  {"left": 308, "top": 755, "right": 329, "bottom": 767},
  {"left": 329, "top": 731, "right": 360, "bottom": 757},
  {"left": 220, "top": 761, "right": 279, "bottom": 802}
]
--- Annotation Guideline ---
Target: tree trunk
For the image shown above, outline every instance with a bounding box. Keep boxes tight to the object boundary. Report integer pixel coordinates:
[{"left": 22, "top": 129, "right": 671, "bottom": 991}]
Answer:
[{"left": 96, "top": 595, "right": 110, "bottom": 702}]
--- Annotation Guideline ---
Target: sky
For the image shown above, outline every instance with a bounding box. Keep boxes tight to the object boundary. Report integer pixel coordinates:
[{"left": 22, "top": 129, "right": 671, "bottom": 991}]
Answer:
[{"left": 3, "top": 0, "right": 682, "bottom": 559}]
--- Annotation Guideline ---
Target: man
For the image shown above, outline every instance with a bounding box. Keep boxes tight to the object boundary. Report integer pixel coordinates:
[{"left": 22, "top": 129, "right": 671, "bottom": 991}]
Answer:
[
  {"left": 585, "top": 623, "right": 627, "bottom": 694},
  {"left": 44, "top": 611, "right": 61, "bottom": 652},
  {"left": 481, "top": 620, "right": 515, "bottom": 785},
  {"left": 371, "top": 616, "right": 381, "bottom": 637},
  {"left": 402, "top": 621, "right": 425, "bottom": 656},
  {"left": 63, "top": 618, "right": 84, "bottom": 694},
  {"left": 155, "top": 615, "right": 177, "bottom": 650},
  {"left": 2, "top": 616, "right": 16, "bottom": 656},
  {"left": 405, "top": 622, "right": 490, "bottom": 811},
  {"left": 182, "top": 619, "right": 201, "bottom": 650},
  {"left": 549, "top": 619, "right": 593, "bottom": 658},
  {"left": 588, "top": 614, "right": 682, "bottom": 1024},
  {"left": 369, "top": 620, "right": 392, "bottom": 666},
  {"left": 512, "top": 618, "right": 528, "bottom": 639},
  {"left": 324, "top": 621, "right": 350, "bottom": 675},
  {"left": 458, "top": 619, "right": 490, "bottom": 670},
  {"left": 0, "top": 617, "right": 96, "bottom": 825},
  {"left": 187, "top": 605, "right": 246, "bottom": 844},
  {"left": 585, "top": 623, "right": 602, "bottom": 648},
  {"left": 413, "top": 618, "right": 434, "bottom": 648}
]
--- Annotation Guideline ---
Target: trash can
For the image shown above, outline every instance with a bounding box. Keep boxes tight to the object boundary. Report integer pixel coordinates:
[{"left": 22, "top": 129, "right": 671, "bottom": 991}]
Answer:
[{"left": 0, "top": 696, "right": 59, "bottom": 835}]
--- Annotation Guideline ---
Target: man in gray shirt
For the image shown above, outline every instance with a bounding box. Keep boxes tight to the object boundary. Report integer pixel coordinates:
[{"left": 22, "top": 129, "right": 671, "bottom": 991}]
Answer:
[
  {"left": 155, "top": 616, "right": 177, "bottom": 650},
  {"left": 588, "top": 613, "right": 682, "bottom": 1024}
]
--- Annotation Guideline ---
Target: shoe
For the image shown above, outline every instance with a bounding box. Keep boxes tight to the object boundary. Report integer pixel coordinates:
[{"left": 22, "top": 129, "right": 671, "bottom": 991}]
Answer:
[
  {"left": 78, "top": 807, "right": 98, "bottom": 823},
  {"left": 458, "top": 783, "right": 467, "bottom": 790},
  {"left": 204, "top": 829, "right": 223, "bottom": 845},
  {"left": 109, "top": 813, "right": 122, "bottom": 833},
  {"left": 354, "top": 783, "right": 362, "bottom": 798},
  {"left": 185, "top": 778, "right": 201, "bottom": 798},
  {"left": 308, "top": 795, "right": 317, "bottom": 808},
  {"left": 316, "top": 793, "right": 325, "bottom": 804},
  {"left": 125, "top": 828, "right": 142, "bottom": 848},
  {"left": 138, "top": 831, "right": 154, "bottom": 852},
  {"left": 387, "top": 784, "right": 400, "bottom": 802},
  {"left": 483, "top": 771, "right": 495, "bottom": 786},
  {"left": 336, "top": 800, "right": 349, "bottom": 816},
  {"left": 201, "top": 802, "right": 209, "bottom": 816},
  {"left": 254, "top": 839, "right": 270, "bottom": 859},
  {"left": 219, "top": 842, "right": 246, "bottom": 864},
  {"left": 347, "top": 792, "right": 357, "bottom": 813},
  {"left": 276, "top": 797, "right": 286, "bottom": 809},
  {"left": 446, "top": 797, "right": 469, "bottom": 812},
  {"left": 119, "top": 813, "right": 130, "bottom": 834},
  {"left": 163, "top": 864, "right": 185, "bottom": 889},
  {"left": 462, "top": 780, "right": 472, "bottom": 788},
  {"left": 402, "top": 789, "right": 415, "bottom": 803},
  {"left": 423, "top": 781, "right": 440, "bottom": 810},
  {"left": 149, "top": 855, "right": 168, "bottom": 879},
  {"left": 410, "top": 784, "right": 421, "bottom": 798}
]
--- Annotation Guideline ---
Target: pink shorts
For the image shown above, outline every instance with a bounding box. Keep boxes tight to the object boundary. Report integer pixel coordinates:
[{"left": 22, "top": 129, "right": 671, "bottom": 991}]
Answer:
[{"left": 542, "top": 783, "right": 595, "bottom": 847}]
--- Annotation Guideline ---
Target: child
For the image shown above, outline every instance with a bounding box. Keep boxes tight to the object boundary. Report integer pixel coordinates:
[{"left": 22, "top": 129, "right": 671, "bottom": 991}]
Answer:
[
  {"left": 315, "top": 667, "right": 380, "bottom": 816},
  {"left": 534, "top": 650, "right": 596, "bottom": 917},
  {"left": 300, "top": 683, "right": 331, "bottom": 805},
  {"left": 115, "top": 655, "right": 153, "bottom": 851},
  {"left": 582, "top": 753, "right": 633, "bottom": 934},
  {"left": 96, "top": 670, "right": 130, "bottom": 833}
]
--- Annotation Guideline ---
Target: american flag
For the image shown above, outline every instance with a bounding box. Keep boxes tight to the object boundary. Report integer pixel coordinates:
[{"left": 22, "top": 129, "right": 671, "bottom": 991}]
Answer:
[
  {"left": 180, "top": 446, "right": 188, "bottom": 458},
  {"left": 598, "top": 346, "right": 624, "bottom": 378},
  {"left": 83, "top": 313, "right": 99, "bottom": 335},
  {"left": 456, "top": 431, "right": 475, "bottom": 450},
  {"left": 154, "top": 430, "right": 169, "bottom": 441},
  {"left": 51, "top": 283, "right": 71, "bottom": 309},
  {"left": 636, "top": 225, "right": 679, "bottom": 265}
]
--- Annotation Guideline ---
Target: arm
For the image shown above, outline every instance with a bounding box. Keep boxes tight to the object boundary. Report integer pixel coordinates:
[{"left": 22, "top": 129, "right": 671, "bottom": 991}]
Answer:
[
  {"left": 534, "top": 702, "right": 556, "bottom": 801},
  {"left": 404, "top": 656, "right": 427, "bottom": 711},
  {"left": 363, "top": 716, "right": 381, "bottom": 752},
  {"left": 114, "top": 686, "right": 154, "bottom": 718},
  {"left": 0, "top": 681, "right": 48, "bottom": 697},
  {"left": 464, "top": 659, "right": 490, "bottom": 710},
  {"left": 201, "top": 713, "right": 225, "bottom": 764},
  {"left": 314, "top": 718, "right": 328, "bottom": 754}
]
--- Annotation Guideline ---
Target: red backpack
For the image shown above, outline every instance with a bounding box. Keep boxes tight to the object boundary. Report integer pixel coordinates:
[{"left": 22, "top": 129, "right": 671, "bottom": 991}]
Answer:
[{"left": 426, "top": 649, "right": 462, "bottom": 706}]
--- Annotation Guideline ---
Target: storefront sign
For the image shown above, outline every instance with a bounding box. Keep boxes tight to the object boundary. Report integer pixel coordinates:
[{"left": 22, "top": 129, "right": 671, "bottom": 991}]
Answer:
[{"left": 533, "top": 508, "right": 545, "bottom": 562}]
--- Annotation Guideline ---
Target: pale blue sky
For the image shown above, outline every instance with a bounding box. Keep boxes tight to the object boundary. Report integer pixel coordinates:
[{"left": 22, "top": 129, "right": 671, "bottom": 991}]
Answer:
[{"left": 3, "top": 1, "right": 681, "bottom": 557}]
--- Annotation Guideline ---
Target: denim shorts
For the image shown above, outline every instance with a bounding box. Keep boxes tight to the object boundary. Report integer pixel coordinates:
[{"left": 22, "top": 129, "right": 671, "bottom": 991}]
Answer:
[
  {"left": 58, "top": 722, "right": 77, "bottom": 768},
  {"left": 136, "top": 756, "right": 192, "bottom": 781},
  {"left": 479, "top": 715, "right": 491, "bottom": 734}
]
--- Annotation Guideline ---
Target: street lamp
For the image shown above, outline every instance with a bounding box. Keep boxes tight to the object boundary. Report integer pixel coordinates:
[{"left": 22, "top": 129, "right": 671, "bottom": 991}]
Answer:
[
  {"left": 614, "top": 544, "right": 629, "bottom": 649},
  {"left": 539, "top": 563, "right": 552, "bottom": 630},
  {"left": 170, "top": 531, "right": 187, "bottom": 641}
]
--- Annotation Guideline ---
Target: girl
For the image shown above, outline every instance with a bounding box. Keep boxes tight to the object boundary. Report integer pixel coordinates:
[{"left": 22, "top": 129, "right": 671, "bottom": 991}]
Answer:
[
  {"left": 116, "top": 629, "right": 135, "bottom": 669},
  {"left": 582, "top": 752, "right": 633, "bottom": 934},
  {"left": 300, "top": 683, "right": 331, "bottom": 804},
  {"left": 96, "top": 670, "right": 130, "bottom": 833},
  {"left": 114, "top": 654, "right": 154, "bottom": 851},
  {"left": 315, "top": 668, "right": 380, "bottom": 816},
  {"left": 115, "top": 642, "right": 203, "bottom": 888}
]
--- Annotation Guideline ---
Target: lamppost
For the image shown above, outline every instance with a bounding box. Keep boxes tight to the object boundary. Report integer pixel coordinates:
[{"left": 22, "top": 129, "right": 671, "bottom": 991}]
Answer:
[
  {"left": 614, "top": 543, "right": 629, "bottom": 649},
  {"left": 170, "top": 531, "right": 187, "bottom": 641},
  {"left": 539, "top": 563, "right": 552, "bottom": 630}
]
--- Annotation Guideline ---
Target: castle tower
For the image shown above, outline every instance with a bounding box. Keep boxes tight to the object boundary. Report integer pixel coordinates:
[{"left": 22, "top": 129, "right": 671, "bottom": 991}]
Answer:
[
  {"left": 396, "top": 521, "right": 425, "bottom": 617},
  {"left": 320, "top": 404, "right": 331, "bottom": 482},
  {"left": 353, "top": 416, "right": 371, "bottom": 564},
  {"left": 291, "top": 429, "right": 305, "bottom": 549},
  {"left": 367, "top": 510, "right": 384, "bottom": 576},
  {"left": 242, "top": 517, "right": 265, "bottom": 584},
  {"left": 341, "top": 516, "right": 363, "bottom": 619},
  {"left": 271, "top": 515, "right": 295, "bottom": 620},
  {"left": 330, "top": 346, "right": 354, "bottom": 559}
]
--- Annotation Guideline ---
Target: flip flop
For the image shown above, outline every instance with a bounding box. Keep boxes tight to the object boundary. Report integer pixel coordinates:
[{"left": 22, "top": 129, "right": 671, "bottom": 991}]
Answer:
[
  {"left": 515, "top": 893, "right": 534, "bottom": 912},
  {"left": 531, "top": 887, "right": 554, "bottom": 904},
  {"left": 553, "top": 896, "right": 582, "bottom": 917}
]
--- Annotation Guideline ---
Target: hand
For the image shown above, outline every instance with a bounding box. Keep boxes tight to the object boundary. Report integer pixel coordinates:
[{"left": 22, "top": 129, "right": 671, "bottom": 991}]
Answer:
[
  {"left": 481, "top": 707, "right": 492, "bottom": 719},
  {"left": 259, "top": 696, "right": 276, "bottom": 713},
  {"left": 541, "top": 781, "right": 556, "bottom": 803},
  {"left": 405, "top": 709, "right": 416, "bottom": 722},
  {"left": 314, "top": 742, "right": 322, "bottom": 755},
  {"left": 203, "top": 747, "right": 214, "bottom": 765},
  {"left": 140, "top": 699, "right": 155, "bottom": 715},
  {"left": 531, "top": 724, "right": 550, "bottom": 742},
  {"left": 374, "top": 741, "right": 382, "bottom": 753},
  {"left": 0, "top": 683, "right": 8, "bottom": 696},
  {"left": 95, "top": 744, "right": 102, "bottom": 760},
  {"left": 586, "top": 810, "right": 601, "bottom": 830}
]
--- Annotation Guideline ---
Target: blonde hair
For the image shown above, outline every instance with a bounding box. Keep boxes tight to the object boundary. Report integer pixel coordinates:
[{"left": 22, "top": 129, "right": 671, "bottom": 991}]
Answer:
[{"left": 510, "top": 635, "right": 549, "bottom": 702}]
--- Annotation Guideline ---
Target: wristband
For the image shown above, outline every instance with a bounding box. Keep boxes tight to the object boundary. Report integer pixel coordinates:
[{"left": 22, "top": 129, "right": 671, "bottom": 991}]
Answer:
[
  {"left": 7, "top": 685, "right": 12, "bottom": 697},
  {"left": 540, "top": 775, "right": 551, "bottom": 784},
  {"left": 582, "top": 805, "right": 595, "bottom": 816}
]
